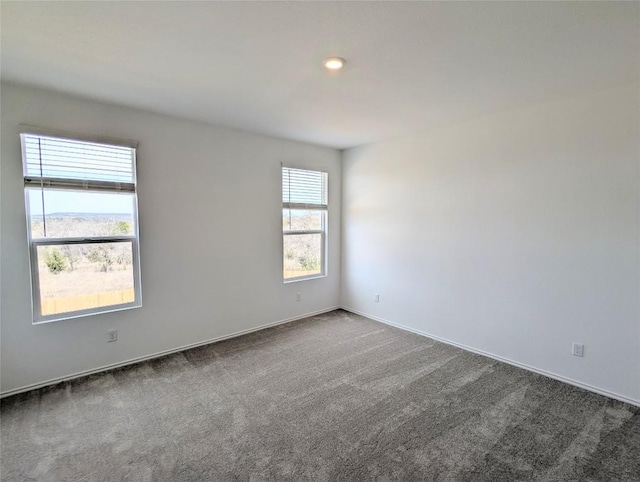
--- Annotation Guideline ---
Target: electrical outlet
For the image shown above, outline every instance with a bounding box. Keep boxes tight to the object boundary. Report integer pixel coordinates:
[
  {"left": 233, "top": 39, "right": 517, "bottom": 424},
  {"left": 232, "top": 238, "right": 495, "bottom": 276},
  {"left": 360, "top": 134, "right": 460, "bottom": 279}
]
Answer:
[
  {"left": 296, "top": 293, "right": 301, "bottom": 302},
  {"left": 107, "top": 330, "right": 118, "bottom": 343},
  {"left": 374, "top": 293, "right": 380, "bottom": 302},
  {"left": 572, "top": 343, "right": 584, "bottom": 357}
]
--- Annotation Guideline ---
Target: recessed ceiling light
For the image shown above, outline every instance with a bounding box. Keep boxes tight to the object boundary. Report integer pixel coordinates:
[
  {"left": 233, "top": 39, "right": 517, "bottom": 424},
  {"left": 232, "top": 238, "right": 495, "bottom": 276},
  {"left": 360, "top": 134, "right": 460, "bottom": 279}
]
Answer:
[{"left": 323, "top": 57, "right": 346, "bottom": 71}]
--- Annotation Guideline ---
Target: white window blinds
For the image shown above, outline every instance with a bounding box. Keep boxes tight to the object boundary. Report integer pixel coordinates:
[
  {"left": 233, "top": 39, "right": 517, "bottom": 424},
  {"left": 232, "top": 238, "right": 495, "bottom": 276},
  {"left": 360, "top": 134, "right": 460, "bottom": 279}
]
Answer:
[
  {"left": 22, "top": 133, "right": 136, "bottom": 191},
  {"left": 282, "top": 167, "right": 328, "bottom": 210}
]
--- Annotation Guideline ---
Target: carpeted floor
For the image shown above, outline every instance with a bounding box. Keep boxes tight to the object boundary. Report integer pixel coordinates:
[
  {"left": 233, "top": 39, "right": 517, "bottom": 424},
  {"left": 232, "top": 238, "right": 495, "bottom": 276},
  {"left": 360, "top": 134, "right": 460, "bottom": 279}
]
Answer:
[{"left": 1, "top": 310, "right": 639, "bottom": 481}]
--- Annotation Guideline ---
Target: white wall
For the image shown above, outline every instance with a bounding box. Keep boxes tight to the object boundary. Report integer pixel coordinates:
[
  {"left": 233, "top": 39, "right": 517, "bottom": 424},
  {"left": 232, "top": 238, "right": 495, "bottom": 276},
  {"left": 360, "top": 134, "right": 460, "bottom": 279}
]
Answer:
[
  {"left": 0, "top": 83, "right": 341, "bottom": 394},
  {"left": 342, "top": 83, "right": 640, "bottom": 404}
]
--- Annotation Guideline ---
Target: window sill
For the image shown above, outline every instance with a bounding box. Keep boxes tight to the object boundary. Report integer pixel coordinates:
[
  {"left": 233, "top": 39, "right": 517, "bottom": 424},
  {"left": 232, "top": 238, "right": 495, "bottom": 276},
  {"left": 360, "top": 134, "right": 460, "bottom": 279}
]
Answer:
[
  {"left": 33, "top": 302, "right": 141, "bottom": 325},
  {"left": 283, "top": 274, "right": 327, "bottom": 284}
]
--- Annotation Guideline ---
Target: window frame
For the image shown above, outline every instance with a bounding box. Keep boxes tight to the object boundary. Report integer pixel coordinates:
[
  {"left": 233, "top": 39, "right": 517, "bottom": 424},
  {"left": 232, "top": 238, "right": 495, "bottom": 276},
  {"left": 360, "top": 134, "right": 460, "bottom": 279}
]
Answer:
[
  {"left": 282, "top": 166, "right": 328, "bottom": 283},
  {"left": 21, "top": 127, "right": 142, "bottom": 324}
]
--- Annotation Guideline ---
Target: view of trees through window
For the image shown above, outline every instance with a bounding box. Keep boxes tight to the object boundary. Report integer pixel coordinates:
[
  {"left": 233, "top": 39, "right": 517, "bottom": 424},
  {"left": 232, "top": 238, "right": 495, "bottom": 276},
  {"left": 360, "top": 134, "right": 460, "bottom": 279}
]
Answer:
[
  {"left": 283, "top": 209, "right": 323, "bottom": 279},
  {"left": 33, "top": 213, "right": 135, "bottom": 316}
]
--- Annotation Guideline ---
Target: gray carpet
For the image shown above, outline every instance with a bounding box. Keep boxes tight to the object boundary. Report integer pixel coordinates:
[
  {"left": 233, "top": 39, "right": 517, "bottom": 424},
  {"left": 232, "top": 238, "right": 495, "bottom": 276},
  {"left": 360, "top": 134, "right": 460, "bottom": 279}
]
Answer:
[{"left": 1, "top": 310, "right": 639, "bottom": 481}]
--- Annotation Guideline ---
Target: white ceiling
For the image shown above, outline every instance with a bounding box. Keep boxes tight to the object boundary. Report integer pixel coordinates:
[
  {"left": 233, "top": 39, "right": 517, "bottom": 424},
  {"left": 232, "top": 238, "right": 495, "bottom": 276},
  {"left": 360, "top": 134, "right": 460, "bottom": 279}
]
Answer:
[{"left": 1, "top": 1, "right": 638, "bottom": 149}]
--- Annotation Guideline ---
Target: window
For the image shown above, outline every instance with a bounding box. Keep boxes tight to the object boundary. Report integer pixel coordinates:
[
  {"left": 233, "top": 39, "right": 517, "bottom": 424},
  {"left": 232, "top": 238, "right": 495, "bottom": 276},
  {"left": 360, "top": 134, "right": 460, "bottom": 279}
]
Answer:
[
  {"left": 282, "top": 166, "right": 328, "bottom": 281},
  {"left": 21, "top": 130, "right": 142, "bottom": 323}
]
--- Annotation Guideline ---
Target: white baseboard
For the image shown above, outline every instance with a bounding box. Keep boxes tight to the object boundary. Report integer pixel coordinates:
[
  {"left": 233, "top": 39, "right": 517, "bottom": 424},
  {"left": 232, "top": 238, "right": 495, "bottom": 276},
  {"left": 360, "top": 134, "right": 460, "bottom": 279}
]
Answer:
[
  {"left": 341, "top": 306, "right": 640, "bottom": 408},
  {"left": 0, "top": 306, "right": 340, "bottom": 399}
]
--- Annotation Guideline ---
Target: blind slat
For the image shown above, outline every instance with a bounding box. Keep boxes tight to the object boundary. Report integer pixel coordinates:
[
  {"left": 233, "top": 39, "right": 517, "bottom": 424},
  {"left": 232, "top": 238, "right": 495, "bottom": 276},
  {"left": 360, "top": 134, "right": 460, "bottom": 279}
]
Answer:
[
  {"left": 282, "top": 167, "right": 328, "bottom": 208},
  {"left": 24, "top": 177, "right": 136, "bottom": 193},
  {"left": 22, "top": 134, "right": 136, "bottom": 184}
]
